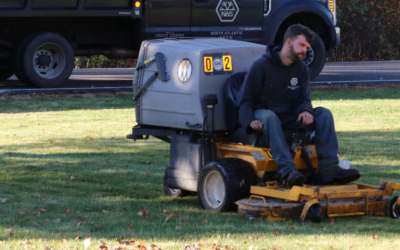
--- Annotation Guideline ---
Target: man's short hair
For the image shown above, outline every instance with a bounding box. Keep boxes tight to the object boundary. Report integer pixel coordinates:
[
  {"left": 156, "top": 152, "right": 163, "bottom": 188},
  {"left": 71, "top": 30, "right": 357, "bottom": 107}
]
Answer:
[{"left": 283, "top": 24, "right": 315, "bottom": 45}]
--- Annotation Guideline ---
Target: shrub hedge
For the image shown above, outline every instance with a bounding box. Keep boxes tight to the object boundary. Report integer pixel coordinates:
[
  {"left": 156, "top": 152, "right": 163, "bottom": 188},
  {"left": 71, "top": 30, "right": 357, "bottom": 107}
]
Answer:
[{"left": 334, "top": 0, "right": 400, "bottom": 61}]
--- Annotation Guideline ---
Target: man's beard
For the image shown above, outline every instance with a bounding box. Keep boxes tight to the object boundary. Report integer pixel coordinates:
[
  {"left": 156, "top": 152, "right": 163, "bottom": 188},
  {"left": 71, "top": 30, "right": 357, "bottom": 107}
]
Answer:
[{"left": 289, "top": 45, "right": 306, "bottom": 63}]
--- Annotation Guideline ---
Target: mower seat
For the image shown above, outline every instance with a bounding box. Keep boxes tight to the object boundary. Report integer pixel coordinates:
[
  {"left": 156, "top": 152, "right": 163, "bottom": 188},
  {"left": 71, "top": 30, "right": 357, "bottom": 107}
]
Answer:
[{"left": 223, "top": 72, "right": 314, "bottom": 147}]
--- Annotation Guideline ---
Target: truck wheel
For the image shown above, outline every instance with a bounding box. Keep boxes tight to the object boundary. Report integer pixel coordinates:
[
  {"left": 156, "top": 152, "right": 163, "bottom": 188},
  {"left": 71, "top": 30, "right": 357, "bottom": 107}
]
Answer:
[
  {"left": 198, "top": 158, "right": 257, "bottom": 212},
  {"left": 303, "top": 33, "right": 326, "bottom": 80},
  {"left": 14, "top": 32, "right": 74, "bottom": 88},
  {"left": 0, "top": 69, "right": 14, "bottom": 81},
  {"left": 163, "top": 167, "right": 191, "bottom": 198}
]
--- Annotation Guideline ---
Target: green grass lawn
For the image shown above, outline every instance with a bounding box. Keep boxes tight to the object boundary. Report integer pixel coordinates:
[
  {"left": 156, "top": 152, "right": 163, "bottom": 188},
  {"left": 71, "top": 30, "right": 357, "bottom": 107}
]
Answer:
[{"left": 0, "top": 88, "right": 399, "bottom": 250}]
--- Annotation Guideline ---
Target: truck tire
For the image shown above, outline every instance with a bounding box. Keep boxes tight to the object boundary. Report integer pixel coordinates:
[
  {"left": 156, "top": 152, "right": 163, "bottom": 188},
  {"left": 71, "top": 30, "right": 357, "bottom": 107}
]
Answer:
[
  {"left": 163, "top": 167, "right": 191, "bottom": 198},
  {"left": 14, "top": 32, "right": 74, "bottom": 88},
  {"left": 304, "top": 33, "right": 326, "bottom": 80},
  {"left": 0, "top": 69, "right": 14, "bottom": 81},
  {"left": 198, "top": 158, "right": 257, "bottom": 212}
]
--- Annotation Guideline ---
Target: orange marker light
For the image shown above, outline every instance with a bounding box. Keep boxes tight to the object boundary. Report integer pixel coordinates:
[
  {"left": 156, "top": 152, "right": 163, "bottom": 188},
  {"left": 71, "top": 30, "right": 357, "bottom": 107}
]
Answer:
[{"left": 135, "top": 1, "right": 141, "bottom": 8}]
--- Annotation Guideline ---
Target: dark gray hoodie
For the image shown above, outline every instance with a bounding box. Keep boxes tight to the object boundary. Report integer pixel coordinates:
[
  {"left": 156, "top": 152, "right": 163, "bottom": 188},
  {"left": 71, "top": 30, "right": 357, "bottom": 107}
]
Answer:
[{"left": 236, "top": 44, "right": 313, "bottom": 133}]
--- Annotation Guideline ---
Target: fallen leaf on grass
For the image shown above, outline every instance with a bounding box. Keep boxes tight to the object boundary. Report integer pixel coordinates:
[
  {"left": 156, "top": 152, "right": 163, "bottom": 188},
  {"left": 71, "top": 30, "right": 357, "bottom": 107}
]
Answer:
[
  {"left": 74, "top": 236, "right": 82, "bottom": 240},
  {"left": 73, "top": 216, "right": 86, "bottom": 221},
  {"left": 163, "top": 210, "right": 170, "bottom": 214},
  {"left": 99, "top": 246, "right": 108, "bottom": 249},
  {"left": 98, "top": 240, "right": 106, "bottom": 246},
  {"left": 84, "top": 237, "right": 92, "bottom": 249},
  {"left": 330, "top": 218, "right": 334, "bottom": 225},
  {"left": 271, "top": 231, "right": 279, "bottom": 235},
  {"left": 44, "top": 219, "right": 51, "bottom": 223},
  {"left": 176, "top": 226, "right": 181, "bottom": 230},
  {"left": 137, "top": 210, "right": 148, "bottom": 216},
  {"left": 2, "top": 199, "right": 7, "bottom": 204},
  {"left": 70, "top": 175, "right": 76, "bottom": 180},
  {"left": 165, "top": 216, "right": 172, "bottom": 222},
  {"left": 38, "top": 208, "right": 47, "bottom": 212},
  {"left": 127, "top": 224, "right": 132, "bottom": 230},
  {"left": 202, "top": 220, "right": 208, "bottom": 223},
  {"left": 66, "top": 208, "right": 72, "bottom": 213},
  {"left": 61, "top": 239, "right": 67, "bottom": 243},
  {"left": 371, "top": 235, "right": 379, "bottom": 240}
]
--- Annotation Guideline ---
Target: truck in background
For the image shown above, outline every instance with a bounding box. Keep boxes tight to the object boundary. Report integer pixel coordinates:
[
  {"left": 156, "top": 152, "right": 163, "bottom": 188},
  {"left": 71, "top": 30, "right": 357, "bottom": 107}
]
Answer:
[{"left": 0, "top": 0, "right": 340, "bottom": 88}]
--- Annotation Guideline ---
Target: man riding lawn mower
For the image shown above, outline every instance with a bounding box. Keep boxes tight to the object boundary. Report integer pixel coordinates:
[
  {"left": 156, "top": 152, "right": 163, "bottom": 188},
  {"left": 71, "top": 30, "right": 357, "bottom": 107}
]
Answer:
[{"left": 128, "top": 25, "right": 400, "bottom": 222}]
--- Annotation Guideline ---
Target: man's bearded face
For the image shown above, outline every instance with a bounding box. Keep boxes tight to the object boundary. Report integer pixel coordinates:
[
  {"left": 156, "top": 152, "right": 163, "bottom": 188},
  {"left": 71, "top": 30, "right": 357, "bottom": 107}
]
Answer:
[
  {"left": 289, "top": 44, "right": 305, "bottom": 63},
  {"left": 288, "top": 35, "right": 310, "bottom": 63}
]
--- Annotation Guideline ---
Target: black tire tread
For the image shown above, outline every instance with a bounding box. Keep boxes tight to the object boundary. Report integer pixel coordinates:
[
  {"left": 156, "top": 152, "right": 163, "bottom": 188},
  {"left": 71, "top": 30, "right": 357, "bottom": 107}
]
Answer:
[{"left": 308, "top": 33, "right": 326, "bottom": 80}]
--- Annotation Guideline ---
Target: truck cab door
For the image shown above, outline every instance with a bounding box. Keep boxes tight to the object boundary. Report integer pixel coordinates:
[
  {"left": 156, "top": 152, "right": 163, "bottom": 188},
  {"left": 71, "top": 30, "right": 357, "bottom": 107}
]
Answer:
[
  {"left": 190, "top": 0, "right": 264, "bottom": 43},
  {"left": 143, "top": 0, "right": 191, "bottom": 39}
]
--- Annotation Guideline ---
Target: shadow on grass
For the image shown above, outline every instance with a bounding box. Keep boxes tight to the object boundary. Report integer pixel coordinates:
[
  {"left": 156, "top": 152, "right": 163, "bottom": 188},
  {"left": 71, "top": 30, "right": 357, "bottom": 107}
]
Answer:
[{"left": 0, "top": 93, "right": 133, "bottom": 114}]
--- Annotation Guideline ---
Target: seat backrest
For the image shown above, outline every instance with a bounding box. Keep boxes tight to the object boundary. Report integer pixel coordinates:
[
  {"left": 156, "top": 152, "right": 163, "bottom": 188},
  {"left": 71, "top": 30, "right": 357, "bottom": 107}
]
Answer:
[{"left": 223, "top": 72, "right": 247, "bottom": 134}]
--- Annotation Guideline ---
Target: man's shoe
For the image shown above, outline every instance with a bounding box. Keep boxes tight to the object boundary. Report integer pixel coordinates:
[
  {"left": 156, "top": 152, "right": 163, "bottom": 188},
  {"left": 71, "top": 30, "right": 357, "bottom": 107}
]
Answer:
[
  {"left": 286, "top": 169, "right": 307, "bottom": 187},
  {"left": 317, "top": 166, "right": 360, "bottom": 185}
]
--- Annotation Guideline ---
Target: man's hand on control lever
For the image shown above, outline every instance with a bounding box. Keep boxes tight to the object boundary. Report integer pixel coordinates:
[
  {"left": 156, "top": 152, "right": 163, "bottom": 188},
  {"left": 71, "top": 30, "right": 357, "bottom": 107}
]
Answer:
[
  {"left": 297, "top": 111, "right": 314, "bottom": 126},
  {"left": 250, "top": 120, "right": 263, "bottom": 132}
]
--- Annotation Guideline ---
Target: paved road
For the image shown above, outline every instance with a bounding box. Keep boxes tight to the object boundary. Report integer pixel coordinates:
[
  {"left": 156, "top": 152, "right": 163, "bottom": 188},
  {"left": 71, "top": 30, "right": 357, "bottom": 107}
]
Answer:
[{"left": 1, "top": 61, "right": 400, "bottom": 94}]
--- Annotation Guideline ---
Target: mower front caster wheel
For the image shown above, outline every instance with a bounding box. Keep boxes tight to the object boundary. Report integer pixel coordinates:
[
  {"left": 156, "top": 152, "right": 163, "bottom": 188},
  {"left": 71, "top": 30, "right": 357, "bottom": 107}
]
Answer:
[
  {"left": 299, "top": 204, "right": 322, "bottom": 223},
  {"left": 390, "top": 196, "right": 400, "bottom": 219},
  {"left": 163, "top": 168, "right": 191, "bottom": 198}
]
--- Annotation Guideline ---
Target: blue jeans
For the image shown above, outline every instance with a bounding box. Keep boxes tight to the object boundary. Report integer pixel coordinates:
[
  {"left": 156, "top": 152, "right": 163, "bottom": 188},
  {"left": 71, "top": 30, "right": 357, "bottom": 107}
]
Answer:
[{"left": 254, "top": 107, "right": 338, "bottom": 179}]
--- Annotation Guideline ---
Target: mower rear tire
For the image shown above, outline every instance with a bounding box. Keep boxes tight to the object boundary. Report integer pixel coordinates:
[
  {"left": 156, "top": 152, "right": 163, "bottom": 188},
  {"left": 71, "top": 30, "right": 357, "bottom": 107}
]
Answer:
[
  {"left": 163, "top": 167, "right": 191, "bottom": 198},
  {"left": 198, "top": 158, "right": 257, "bottom": 212}
]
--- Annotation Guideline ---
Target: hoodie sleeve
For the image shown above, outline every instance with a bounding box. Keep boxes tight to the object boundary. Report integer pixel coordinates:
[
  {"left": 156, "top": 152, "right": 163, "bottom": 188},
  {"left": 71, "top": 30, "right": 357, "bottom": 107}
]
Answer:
[
  {"left": 294, "top": 66, "right": 313, "bottom": 115},
  {"left": 235, "top": 61, "right": 264, "bottom": 134}
]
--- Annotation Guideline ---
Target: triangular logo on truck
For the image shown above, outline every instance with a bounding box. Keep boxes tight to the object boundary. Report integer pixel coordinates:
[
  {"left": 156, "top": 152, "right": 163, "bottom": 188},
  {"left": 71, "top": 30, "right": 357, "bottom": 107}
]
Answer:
[{"left": 216, "top": 0, "right": 239, "bottom": 22}]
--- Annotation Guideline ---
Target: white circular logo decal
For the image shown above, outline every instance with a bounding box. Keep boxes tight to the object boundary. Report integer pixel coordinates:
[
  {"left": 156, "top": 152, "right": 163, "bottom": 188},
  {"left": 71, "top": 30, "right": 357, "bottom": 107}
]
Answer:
[
  {"left": 291, "top": 78, "right": 298, "bottom": 86},
  {"left": 178, "top": 58, "right": 192, "bottom": 83},
  {"left": 213, "top": 58, "right": 223, "bottom": 71}
]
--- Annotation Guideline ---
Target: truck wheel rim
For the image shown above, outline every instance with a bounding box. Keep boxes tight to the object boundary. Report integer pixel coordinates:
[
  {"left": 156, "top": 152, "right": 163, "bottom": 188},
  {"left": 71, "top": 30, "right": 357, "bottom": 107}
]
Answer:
[
  {"left": 33, "top": 43, "right": 66, "bottom": 79},
  {"left": 203, "top": 170, "right": 225, "bottom": 209},
  {"left": 304, "top": 46, "right": 314, "bottom": 66}
]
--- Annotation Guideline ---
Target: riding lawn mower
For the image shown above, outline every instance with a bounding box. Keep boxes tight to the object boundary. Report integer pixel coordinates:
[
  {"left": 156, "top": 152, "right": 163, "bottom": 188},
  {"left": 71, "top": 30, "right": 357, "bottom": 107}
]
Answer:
[{"left": 127, "top": 38, "right": 400, "bottom": 222}]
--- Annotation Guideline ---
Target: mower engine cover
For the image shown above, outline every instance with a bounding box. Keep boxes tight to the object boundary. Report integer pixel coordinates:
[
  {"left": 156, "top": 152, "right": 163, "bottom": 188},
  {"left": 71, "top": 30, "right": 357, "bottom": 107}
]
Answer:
[{"left": 133, "top": 38, "right": 265, "bottom": 131}]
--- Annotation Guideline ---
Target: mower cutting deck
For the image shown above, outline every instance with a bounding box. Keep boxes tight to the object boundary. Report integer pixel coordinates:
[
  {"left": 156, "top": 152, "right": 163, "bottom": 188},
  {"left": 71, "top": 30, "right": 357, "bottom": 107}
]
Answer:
[{"left": 237, "top": 181, "right": 400, "bottom": 222}]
